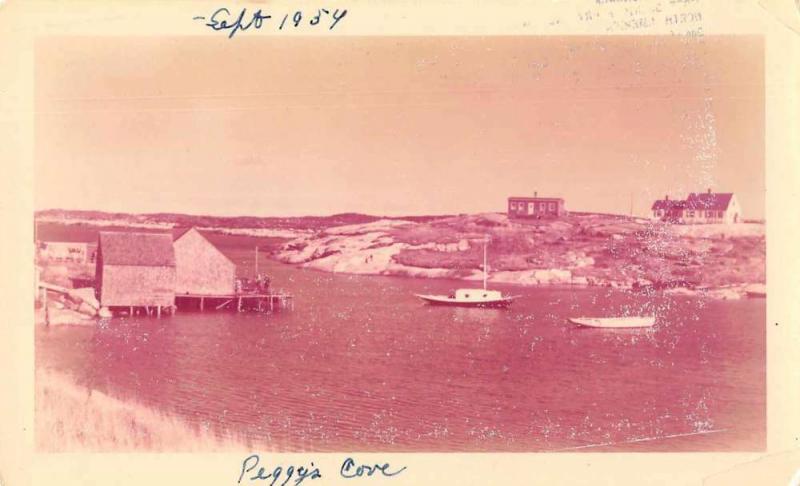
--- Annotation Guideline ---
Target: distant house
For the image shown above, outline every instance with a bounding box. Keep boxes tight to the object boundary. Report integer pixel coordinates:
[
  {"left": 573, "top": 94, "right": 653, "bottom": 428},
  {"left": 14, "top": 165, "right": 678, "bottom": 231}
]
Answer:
[
  {"left": 650, "top": 196, "right": 686, "bottom": 223},
  {"left": 37, "top": 241, "right": 93, "bottom": 263},
  {"left": 508, "top": 192, "right": 566, "bottom": 219},
  {"left": 95, "top": 232, "right": 176, "bottom": 310},
  {"left": 173, "top": 228, "right": 236, "bottom": 296},
  {"left": 651, "top": 190, "right": 741, "bottom": 224}
]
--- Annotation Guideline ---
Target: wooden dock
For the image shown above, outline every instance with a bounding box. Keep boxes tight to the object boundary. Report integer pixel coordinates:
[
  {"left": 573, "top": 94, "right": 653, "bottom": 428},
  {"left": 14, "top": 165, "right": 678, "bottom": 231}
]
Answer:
[{"left": 175, "top": 292, "right": 294, "bottom": 313}]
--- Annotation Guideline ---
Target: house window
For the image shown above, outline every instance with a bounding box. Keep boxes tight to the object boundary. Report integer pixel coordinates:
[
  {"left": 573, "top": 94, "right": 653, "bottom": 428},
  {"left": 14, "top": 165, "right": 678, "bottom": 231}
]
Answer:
[
  {"left": 510, "top": 202, "right": 516, "bottom": 210},
  {"left": 687, "top": 210, "right": 695, "bottom": 217},
  {"left": 539, "top": 203, "right": 545, "bottom": 211},
  {"left": 549, "top": 202, "right": 555, "bottom": 211}
]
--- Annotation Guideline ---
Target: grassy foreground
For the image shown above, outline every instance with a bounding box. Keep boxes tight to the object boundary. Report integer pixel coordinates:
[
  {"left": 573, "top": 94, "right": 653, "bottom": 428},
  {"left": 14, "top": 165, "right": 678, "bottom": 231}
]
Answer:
[{"left": 35, "top": 369, "right": 247, "bottom": 452}]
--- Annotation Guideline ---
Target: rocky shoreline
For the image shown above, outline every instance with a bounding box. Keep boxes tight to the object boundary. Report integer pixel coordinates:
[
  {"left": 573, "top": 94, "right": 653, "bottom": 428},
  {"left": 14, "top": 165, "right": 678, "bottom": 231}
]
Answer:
[{"left": 276, "top": 213, "right": 766, "bottom": 300}]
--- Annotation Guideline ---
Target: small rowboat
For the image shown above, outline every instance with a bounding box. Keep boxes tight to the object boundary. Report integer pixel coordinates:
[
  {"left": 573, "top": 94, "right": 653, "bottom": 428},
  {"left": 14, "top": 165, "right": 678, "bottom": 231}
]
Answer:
[
  {"left": 744, "top": 284, "right": 766, "bottom": 298},
  {"left": 568, "top": 316, "right": 655, "bottom": 328}
]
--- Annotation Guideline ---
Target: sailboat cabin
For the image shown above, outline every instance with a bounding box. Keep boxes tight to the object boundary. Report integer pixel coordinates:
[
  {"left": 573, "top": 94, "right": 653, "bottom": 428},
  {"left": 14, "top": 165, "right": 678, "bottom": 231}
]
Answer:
[{"left": 452, "top": 289, "right": 504, "bottom": 301}]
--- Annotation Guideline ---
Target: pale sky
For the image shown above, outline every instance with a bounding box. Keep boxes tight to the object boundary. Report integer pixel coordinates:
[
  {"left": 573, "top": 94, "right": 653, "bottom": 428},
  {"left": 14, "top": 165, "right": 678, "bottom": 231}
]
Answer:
[{"left": 35, "top": 36, "right": 764, "bottom": 218}]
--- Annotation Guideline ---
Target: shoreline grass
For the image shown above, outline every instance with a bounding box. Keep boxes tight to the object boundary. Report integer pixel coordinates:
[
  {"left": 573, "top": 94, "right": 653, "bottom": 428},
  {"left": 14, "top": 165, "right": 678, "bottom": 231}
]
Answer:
[{"left": 35, "top": 369, "right": 252, "bottom": 452}]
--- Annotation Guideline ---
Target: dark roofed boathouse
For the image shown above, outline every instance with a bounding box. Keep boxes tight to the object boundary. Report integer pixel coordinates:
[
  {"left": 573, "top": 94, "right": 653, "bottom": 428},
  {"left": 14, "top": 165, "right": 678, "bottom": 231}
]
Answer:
[{"left": 95, "top": 232, "right": 176, "bottom": 314}]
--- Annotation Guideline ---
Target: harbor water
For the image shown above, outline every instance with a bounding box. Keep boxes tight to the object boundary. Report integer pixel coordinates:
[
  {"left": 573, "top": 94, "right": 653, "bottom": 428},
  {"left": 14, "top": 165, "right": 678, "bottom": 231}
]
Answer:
[{"left": 36, "top": 259, "right": 765, "bottom": 452}]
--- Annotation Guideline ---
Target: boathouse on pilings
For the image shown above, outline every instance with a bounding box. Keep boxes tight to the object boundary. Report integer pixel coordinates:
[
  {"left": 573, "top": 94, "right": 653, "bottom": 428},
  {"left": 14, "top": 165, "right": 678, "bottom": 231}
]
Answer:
[
  {"left": 95, "top": 231, "right": 176, "bottom": 317},
  {"left": 173, "top": 227, "right": 237, "bottom": 310},
  {"left": 173, "top": 228, "right": 236, "bottom": 295},
  {"left": 171, "top": 227, "right": 290, "bottom": 312}
]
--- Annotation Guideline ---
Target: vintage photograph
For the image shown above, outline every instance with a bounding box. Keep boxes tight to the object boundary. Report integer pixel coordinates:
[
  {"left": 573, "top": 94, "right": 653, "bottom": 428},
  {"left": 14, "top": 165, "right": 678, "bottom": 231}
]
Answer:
[{"left": 33, "top": 35, "right": 765, "bottom": 453}]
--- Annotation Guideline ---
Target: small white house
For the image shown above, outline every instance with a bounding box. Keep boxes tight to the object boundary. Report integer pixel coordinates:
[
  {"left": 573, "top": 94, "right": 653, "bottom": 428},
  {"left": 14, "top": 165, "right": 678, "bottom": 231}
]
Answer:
[{"left": 37, "top": 241, "right": 91, "bottom": 263}]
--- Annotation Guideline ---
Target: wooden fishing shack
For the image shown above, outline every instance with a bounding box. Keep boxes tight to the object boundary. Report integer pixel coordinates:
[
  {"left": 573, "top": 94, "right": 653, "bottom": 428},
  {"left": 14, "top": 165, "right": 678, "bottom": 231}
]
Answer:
[
  {"left": 95, "top": 231, "right": 176, "bottom": 316},
  {"left": 172, "top": 227, "right": 293, "bottom": 312},
  {"left": 93, "top": 228, "right": 292, "bottom": 316},
  {"left": 173, "top": 228, "right": 237, "bottom": 296}
]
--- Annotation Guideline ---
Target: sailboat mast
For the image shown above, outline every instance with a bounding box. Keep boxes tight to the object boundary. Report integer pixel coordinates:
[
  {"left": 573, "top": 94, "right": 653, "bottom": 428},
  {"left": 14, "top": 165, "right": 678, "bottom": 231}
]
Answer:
[
  {"left": 483, "top": 239, "right": 488, "bottom": 290},
  {"left": 255, "top": 246, "right": 259, "bottom": 276}
]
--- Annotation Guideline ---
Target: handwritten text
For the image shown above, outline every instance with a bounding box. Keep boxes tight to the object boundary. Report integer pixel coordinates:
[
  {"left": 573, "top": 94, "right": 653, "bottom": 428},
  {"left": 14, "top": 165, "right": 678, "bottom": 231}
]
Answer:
[{"left": 194, "top": 7, "right": 348, "bottom": 38}]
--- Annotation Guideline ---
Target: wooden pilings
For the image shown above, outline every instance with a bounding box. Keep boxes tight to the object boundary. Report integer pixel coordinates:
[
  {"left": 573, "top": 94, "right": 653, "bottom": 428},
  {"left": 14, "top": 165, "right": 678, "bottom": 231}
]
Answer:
[
  {"left": 182, "top": 293, "right": 294, "bottom": 313},
  {"left": 131, "top": 293, "right": 297, "bottom": 316}
]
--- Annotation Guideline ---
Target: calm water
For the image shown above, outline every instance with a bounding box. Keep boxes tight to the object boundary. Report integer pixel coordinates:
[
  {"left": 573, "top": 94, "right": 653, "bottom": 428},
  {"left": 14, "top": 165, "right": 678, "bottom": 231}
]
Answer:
[{"left": 36, "top": 259, "right": 765, "bottom": 452}]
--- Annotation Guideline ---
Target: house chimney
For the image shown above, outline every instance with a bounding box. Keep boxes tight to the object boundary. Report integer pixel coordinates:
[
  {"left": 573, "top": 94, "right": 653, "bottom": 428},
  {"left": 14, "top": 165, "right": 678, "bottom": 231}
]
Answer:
[
  {"left": 707, "top": 188, "right": 712, "bottom": 194},
  {"left": 534, "top": 191, "right": 538, "bottom": 198},
  {"left": 665, "top": 194, "right": 669, "bottom": 201}
]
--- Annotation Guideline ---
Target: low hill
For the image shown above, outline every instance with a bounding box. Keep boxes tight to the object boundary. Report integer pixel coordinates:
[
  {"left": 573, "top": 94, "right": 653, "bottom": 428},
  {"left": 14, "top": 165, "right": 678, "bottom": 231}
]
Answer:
[
  {"left": 276, "top": 212, "right": 765, "bottom": 298},
  {"left": 35, "top": 209, "right": 449, "bottom": 231}
]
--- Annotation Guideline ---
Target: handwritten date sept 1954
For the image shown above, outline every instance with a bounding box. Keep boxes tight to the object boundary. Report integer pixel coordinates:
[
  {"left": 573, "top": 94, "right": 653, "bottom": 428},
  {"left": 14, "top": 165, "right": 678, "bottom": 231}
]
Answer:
[{"left": 194, "top": 7, "right": 347, "bottom": 38}]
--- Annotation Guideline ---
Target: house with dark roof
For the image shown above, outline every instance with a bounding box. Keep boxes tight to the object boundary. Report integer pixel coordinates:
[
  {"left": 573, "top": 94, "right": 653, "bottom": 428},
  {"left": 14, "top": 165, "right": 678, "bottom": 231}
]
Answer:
[
  {"left": 651, "top": 190, "right": 741, "bottom": 224},
  {"left": 508, "top": 192, "right": 566, "bottom": 219},
  {"left": 173, "top": 228, "right": 236, "bottom": 296},
  {"left": 650, "top": 195, "right": 687, "bottom": 223},
  {"left": 95, "top": 232, "right": 176, "bottom": 312}
]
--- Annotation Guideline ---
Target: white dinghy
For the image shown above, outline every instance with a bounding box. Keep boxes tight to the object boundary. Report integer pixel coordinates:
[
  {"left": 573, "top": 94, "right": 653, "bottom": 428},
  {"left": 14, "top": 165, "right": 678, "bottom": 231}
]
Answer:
[{"left": 568, "top": 316, "right": 656, "bottom": 328}]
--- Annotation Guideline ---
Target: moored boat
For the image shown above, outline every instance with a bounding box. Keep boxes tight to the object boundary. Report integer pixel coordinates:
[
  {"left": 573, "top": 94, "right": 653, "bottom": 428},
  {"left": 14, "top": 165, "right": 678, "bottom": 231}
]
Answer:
[
  {"left": 415, "top": 237, "right": 518, "bottom": 308},
  {"left": 416, "top": 288, "right": 518, "bottom": 308},
  {"left": 568, "top": 316, "right": 656, "bottom": 328},
  {"left": 744, "top": 284, "right": 766, "bottom": 298}
]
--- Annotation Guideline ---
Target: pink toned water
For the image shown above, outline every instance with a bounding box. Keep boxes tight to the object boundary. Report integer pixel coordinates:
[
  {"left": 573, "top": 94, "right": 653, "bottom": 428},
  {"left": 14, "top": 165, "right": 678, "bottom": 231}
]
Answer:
[{"left": 36, "top": 260, "right": 765, "bottom": 452}]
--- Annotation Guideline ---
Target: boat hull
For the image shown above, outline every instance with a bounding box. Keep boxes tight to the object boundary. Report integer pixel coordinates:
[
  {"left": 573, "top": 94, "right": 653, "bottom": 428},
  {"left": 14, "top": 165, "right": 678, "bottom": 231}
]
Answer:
[{"left": 416, "top": 294, "right": 516, "bottom": 308}]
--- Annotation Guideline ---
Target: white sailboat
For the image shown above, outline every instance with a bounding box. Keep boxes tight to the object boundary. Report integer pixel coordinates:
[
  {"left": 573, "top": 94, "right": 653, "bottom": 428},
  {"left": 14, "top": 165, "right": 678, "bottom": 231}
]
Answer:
[{"left": 415, "top": 238, "right": 518, "bottom": 308}]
